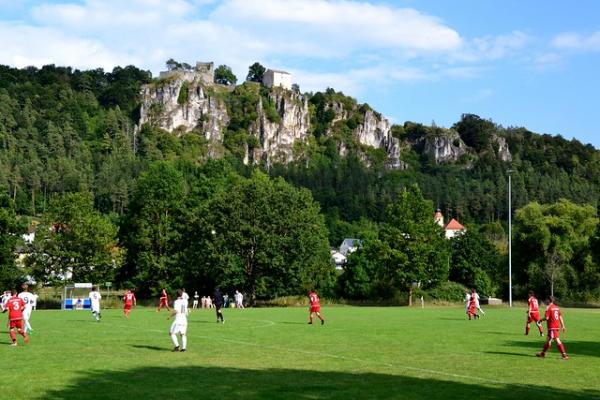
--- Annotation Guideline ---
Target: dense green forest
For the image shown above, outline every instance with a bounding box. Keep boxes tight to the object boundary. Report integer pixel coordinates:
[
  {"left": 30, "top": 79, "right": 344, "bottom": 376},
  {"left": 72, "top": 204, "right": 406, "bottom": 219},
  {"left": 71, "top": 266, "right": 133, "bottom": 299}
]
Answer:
[{"left": 0, "top": 63, "right": 599, "bottom": 303}]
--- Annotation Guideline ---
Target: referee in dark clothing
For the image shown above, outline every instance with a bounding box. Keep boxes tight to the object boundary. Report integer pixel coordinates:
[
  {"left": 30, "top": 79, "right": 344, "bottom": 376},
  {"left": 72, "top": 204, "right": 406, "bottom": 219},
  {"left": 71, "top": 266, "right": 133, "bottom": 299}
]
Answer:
[{"left": 213, "top": 287, "right": 225, "bottom": 323}]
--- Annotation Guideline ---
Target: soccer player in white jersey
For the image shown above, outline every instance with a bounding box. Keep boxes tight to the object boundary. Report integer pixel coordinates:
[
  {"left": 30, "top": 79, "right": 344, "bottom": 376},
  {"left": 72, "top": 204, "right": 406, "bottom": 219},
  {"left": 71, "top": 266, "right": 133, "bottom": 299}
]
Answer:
[
  {"left": 167, "top": 289, "right": 188, "bottom": 352},
  {"left": 1, "top": 290, "right": 11, "bottom": 311},
  {"left": 18, "top": 284, "right": 34, "bottom": 333},
  {"left": 88, "top": 286, "right": 102, "bottom": 322}
]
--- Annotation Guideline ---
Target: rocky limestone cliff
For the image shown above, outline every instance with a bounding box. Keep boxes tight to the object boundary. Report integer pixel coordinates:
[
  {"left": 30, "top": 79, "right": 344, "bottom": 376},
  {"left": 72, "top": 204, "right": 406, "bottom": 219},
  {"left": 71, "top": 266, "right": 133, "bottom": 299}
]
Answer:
[
  {"left": 355, "top": 110, "right": 402, "bottom": 169},
  {"left": 138, "top": 76, "right": 229, "bottom": 143},
  {"left": 245, "top": 89, "right": 311, "bottom": 166},
  {"left": 138, "top": 80, "right": 403, "bottom": 169},
  {"left": 422, "top": 130, "right": 468, "bottom": 163},
  {"left": 492, "top": 134, "right": 512, "bottom": 162}
]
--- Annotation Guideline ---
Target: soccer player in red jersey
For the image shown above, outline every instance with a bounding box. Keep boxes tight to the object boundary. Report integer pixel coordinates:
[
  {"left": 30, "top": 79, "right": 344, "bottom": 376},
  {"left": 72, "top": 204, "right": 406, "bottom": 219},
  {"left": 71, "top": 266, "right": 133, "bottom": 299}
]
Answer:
[
  {"left": 467, "top": 289, "right": 479, "bottom": 320},
  {"left": 123, "top": 289, "right": 136, "bottom": 318},
  {"left": 158, "top": 288, "right": 170, "bottom": 312},
  {"left": 308, "top": 290, "right": 325, "bottom": 325},
  {"left": 525, "top": 290, "right": 544, "bottom": 336},
  {"left": 537, "top": 296, "right": 569, "bottom": 360},
  {"left": 2, "top": 290, "right": 30, "bottom": 346}
]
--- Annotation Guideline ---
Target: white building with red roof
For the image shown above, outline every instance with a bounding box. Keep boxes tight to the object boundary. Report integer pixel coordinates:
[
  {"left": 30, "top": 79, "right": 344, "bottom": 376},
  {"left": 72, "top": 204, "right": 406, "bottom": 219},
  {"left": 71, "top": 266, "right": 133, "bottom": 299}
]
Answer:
[
  {"left": 444, "top": 218, "right": 466, "bottom": 239},
  {"left": 433, "top": 209, "right": 466, "bottom": 239}
]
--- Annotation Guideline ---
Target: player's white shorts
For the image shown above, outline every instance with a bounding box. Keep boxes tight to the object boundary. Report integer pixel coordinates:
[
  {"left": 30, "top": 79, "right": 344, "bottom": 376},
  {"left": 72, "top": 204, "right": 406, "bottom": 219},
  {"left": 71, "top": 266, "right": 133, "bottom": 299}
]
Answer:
[
  {"left": 170, "top": 321, "right": 188, "bottom": 335},
  {"left": 23, "top": 309, "right": 32, "bottom": 320},
  {"left": 91, "top": 305, "right": 101, "bottom": 313}
]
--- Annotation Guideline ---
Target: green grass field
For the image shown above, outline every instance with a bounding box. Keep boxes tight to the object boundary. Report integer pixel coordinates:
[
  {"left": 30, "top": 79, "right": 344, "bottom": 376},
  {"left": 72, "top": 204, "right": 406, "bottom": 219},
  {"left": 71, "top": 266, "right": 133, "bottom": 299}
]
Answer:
[{"left": 3, "top": 305, "right": 600, "bottom": 400}]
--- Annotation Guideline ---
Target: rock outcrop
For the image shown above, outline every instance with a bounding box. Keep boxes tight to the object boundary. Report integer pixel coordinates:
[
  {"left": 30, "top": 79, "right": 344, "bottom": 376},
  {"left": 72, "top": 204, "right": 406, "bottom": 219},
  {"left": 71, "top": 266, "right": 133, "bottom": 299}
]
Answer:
[
  {"left": 422, "top": 130, "right": 468, "bottom": 163},
  {"left": 138, "top": 76, "right": 229, "bottom": 143},
  {"left": 355, "top": 110, "right": 402, "bottom": 169},
  {"left": 492, "top": 134, "right": 512, "bottom": 162},
  {"left": 246, "top": 89, "right": 311, "bottom": 166},
  {"left": 138, "top": 80, "right": 403, "bottom": 169}
]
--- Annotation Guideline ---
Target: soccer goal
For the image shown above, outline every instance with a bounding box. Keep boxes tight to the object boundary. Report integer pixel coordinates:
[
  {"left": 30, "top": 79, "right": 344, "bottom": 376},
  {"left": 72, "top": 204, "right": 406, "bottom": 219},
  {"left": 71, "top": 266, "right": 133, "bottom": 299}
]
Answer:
[{"left": 62, "top": 283, "right": 93, "bottom": 310}]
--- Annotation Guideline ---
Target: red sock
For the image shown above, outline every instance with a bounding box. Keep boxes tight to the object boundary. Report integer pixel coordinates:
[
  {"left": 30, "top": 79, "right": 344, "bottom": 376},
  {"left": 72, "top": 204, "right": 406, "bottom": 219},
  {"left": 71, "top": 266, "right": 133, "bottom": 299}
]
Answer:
[
  {"left": 9, "top": 330, "right": 16, "bottom": 342},
  {"left": 558, "top": 343, "right": 567, "bottom": 355},
  {"left": 542, "top": 342, "right": 551, "bottom": 353},
  {"left": 538, "top": 325, "right": 544, "bottom": 334}
]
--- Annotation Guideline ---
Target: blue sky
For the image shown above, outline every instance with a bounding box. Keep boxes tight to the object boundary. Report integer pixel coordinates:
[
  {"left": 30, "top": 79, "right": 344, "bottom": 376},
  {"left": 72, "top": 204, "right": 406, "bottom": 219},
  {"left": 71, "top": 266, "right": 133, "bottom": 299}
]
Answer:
[{"left": 1, "top": 0, "right": 599, "bottom": 148}]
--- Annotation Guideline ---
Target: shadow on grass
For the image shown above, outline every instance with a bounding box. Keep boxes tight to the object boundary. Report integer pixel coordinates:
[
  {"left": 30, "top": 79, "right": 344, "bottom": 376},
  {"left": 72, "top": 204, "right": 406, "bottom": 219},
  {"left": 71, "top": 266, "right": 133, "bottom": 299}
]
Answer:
[
  {"left": 484, "top": 351, "right": 534, "bottom": 358},
  {"left": 129, "top": 344, "right": 167, "bottom": 352},
  {"left": 506, "top": 340, "right": 600, "bottom": 358},
  {"left": 41, "top": 366, "right": 600, "bottom": 400}
]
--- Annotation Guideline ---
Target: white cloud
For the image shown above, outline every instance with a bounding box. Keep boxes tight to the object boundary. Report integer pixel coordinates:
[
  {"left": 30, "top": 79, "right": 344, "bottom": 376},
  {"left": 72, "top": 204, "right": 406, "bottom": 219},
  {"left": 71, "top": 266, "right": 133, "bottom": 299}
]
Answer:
[
  {"left": 0, "top": 0, "right": 537, "bottom": 98},
  {"left": 210, "top": 0, "right": 462, "bottom": 53},
  {"left": 455, "top": 31, "right": 531, "bottom": 62},
  {"left": 552, "top": 31, "right": 600, "bottom": 52},
  {"left": 0, "top": 22, "right": 133, "bottom": 70}
]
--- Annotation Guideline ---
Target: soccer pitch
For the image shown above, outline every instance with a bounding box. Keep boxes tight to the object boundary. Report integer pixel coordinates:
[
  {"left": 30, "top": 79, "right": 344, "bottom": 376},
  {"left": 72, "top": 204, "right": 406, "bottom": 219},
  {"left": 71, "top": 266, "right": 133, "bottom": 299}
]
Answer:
[{"left": 3, "top": 306, "right": 600, "bottom": 400}]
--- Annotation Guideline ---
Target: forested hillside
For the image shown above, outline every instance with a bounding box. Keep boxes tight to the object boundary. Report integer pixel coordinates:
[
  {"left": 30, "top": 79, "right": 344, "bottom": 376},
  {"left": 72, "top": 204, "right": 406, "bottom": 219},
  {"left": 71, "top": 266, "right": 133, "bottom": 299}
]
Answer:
[{"left": 1, "top": 63, "right": 599, "bottom": 302}]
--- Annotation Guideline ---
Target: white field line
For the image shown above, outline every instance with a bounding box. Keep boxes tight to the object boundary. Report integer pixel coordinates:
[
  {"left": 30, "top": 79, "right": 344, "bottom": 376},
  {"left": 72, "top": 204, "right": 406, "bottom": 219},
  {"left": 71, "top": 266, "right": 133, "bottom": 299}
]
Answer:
[{"left": 108, "top": 320, "right": 586, "bottom": 397}]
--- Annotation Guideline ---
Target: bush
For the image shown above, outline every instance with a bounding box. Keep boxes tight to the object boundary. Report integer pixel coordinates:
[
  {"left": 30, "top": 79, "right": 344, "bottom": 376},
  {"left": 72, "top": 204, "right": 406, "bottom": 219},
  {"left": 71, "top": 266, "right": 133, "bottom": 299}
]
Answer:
[
  {"left": 177, "top": 81, "right": 190, "bottom": 105},
  {"left": 426, "top": 281, "right": 466, "bottom": 302},
  {"left": 36, "top": 297, "right": 62, "bottom": 310}
]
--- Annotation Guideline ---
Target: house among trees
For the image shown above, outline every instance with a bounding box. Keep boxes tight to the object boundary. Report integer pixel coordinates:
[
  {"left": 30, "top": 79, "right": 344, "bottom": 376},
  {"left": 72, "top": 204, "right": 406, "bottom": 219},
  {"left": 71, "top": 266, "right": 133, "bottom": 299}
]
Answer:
[
  {"left": 330, "top": 250, "right": 346, "bottom": 270},
  {"left": 434, "top": 209, "right": 466, "bottom": 239},
  {"left": 331, "top": 238, "right": 362, "bottom": 270},
  {"left": 339, "top": 238, "right": 362, "bottom": 255},
  {"left": 262, "top": 69, "right": 292, "bottom": 90}
]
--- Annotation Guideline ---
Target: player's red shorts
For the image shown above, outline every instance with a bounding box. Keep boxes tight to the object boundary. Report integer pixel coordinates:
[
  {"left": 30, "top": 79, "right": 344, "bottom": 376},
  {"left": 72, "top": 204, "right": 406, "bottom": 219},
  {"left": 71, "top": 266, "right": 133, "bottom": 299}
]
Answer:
[
  {"left": 468, "top": 304, "right": 476, "bottom": 315},
  {"left": 548, "top": 329, "right": 560, "bottom": 339},
  {"left": 124, "top": 304, "right": 132, "bottom": 310},
  {"left": 527, "top": 311, "right": 541, "bottom": 323},
  {"left": 9, "top": 319, "right": 23, "bottom": 329},
  {"left": 310, "top": 306, "right": 320, "bottom": 313}
]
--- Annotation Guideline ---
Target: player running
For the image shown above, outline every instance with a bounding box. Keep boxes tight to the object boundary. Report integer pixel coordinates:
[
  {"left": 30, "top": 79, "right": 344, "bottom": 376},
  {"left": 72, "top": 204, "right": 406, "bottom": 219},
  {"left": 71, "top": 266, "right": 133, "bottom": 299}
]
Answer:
[
  {"left": 525, "top": 290, "right": 543, "bottom": 336},
  {"left": 467, "top": 290, "right": 479, "bottom": 320},
  {"left": 18, "top": 284, "right": 34, "bottom": 333},
  {"left": 213, "top": 288, "right": 225, "bottom": 323},
  {"left": 123, "top": 289, "right": 136, "bottom": 318},
  {"left": 158, "top": 288, "right": 170, "bottom": 312},
  {"left": 3, "top": 290, "right": 30, "bottom": 346},
  {"left": 537, "top": 296, "right": 569, "bottom": 360},
  {"left": 1, "top": 290, "right": 12, "bottom": 311},
  {"left": 471, "top": 288, "right": 485, "bottom": 316},
  {"left": 308, "top": 290, "right": 325, "bottom": 325},
  {"left": 192, "top": 291, "right": 199, "bottom": 309},
  {"left": 167, "top": 289, "right": 188, "bottom": 352},
  {"left": 89, "top": 286, "right": 102, "bottom": 322}
]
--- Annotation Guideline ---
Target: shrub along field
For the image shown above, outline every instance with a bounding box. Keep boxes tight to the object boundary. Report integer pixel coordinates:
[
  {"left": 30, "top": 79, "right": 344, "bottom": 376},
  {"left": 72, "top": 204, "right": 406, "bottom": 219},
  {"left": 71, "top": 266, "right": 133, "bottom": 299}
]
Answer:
[{"left": 3, "top": 306, "right": 599, "bottom": 399}]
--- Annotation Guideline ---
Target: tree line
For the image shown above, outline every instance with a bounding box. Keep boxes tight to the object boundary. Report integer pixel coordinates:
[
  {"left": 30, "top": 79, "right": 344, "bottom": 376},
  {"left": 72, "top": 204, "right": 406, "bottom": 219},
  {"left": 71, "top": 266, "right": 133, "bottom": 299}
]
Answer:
[{"left": 0, "top": 63, "right": 599, "bottom": 302}]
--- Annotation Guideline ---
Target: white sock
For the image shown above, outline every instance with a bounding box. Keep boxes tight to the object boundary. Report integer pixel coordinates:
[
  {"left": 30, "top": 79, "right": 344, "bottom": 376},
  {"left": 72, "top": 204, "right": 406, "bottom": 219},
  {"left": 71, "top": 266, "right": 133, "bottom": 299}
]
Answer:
[
  {"left": 26, "top": 321, "right": 32, "bottom": 331},
  {"left": 181, "top": 335, "right": 187, "bottom": 350},
  {"left": 171, "top": 334, "right": 179, "bottom": 347}
]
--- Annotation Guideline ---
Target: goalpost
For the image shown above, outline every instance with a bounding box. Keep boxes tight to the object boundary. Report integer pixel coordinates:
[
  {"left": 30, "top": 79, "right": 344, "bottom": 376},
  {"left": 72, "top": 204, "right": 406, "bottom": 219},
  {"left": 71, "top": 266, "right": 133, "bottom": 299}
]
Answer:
[{"left": 62, "top": 283, "right": 93, "bottom": 310}]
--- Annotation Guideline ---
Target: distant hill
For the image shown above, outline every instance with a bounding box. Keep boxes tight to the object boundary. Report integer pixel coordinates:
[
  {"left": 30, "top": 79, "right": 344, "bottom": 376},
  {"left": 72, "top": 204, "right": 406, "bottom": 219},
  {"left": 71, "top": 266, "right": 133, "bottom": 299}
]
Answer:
[{"left": 0, "top": 63, "right": 598, "bottom": 228}]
